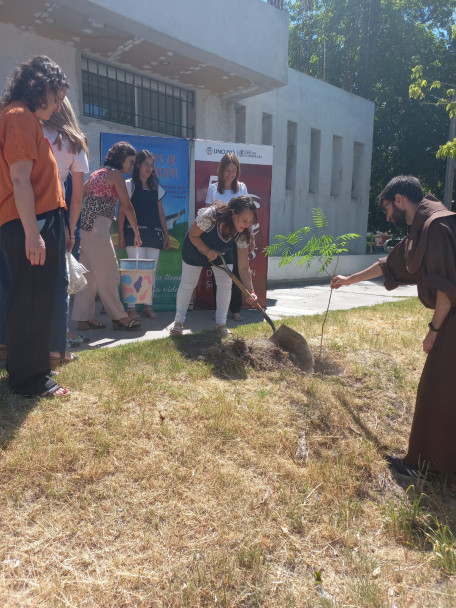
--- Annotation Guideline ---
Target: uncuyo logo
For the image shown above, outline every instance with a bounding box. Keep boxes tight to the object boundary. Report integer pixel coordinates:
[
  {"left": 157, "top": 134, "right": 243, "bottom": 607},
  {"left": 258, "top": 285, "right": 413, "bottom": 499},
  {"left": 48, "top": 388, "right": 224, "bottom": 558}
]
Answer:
[
  {"left": 206, "top": 147, "right": 213, "bottom": 155},
  {"left": 238, "top": 149, "right": 245, "bottom": 157}
]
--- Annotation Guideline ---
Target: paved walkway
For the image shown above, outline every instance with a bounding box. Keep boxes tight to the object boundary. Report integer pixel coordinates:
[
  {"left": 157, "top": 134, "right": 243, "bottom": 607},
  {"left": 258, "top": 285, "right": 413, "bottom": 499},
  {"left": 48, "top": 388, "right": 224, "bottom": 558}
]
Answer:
[{"left": 70, "top": 279, "right": 418, "bottom": 351}]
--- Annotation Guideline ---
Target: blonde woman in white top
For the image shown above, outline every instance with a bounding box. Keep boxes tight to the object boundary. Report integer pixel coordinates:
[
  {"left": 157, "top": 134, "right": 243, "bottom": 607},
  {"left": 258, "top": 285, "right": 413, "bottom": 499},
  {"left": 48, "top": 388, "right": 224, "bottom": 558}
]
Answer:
[
  {"left": 42, "top": 98, "right": 89, "bottom": 367},
  {"left": 205, "top": 153, "right": 248, "bottom": 321}
]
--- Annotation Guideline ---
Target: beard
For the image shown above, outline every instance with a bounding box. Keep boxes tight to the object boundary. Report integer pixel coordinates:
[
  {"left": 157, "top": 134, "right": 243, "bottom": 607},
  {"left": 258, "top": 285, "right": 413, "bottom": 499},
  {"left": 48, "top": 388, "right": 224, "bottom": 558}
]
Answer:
[{"left": 391, "top": 205, "right": 408, "bottom": 229}]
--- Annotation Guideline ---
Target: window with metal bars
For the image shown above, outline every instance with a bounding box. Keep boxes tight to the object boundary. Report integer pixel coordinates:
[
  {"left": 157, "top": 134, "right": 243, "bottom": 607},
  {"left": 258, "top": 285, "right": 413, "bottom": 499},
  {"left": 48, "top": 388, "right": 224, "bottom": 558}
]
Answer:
[{"left": 82, "top": 57, "right": 194, "bottom": 138}]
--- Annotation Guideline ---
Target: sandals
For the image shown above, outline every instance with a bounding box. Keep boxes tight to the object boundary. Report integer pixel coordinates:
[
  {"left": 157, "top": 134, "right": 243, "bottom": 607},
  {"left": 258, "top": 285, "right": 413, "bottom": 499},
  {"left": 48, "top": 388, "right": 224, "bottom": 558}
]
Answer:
[
  {"left": 170, "top": 322, "right": 184, "bottom": 336},
  {"left": 67, "top": 332, "right": 90, "bottom": 346},
  {"left": 127, "top": 308, "right": 141, "bottom": 321},
  {"left": 78, "top": 320, "right": 106, "bottom": 330},
  {"left": 49, "top": 351, "right": 79, "bottom": 369},
  {"left": 216, "top": 325, "right": 231, "bottom": 337},
  {"left": 142, "top": 306, "right": 159, "bottom": 319},
  {"left": 112, "top": 317, "right": 141, "bottom": 331},
  {"left": 40, "top": 384, "right": 70, "bottom": 398},
  {"left": 231, "top": 312, "right": 243, "bottom": 322}
]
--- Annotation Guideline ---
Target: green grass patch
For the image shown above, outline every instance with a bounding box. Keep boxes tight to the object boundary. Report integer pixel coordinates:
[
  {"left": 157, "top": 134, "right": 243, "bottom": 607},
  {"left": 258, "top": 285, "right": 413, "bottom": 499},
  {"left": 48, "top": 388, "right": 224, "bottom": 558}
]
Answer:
[{"left": 1, "top": 298, "right": 456, "bottom": 607}]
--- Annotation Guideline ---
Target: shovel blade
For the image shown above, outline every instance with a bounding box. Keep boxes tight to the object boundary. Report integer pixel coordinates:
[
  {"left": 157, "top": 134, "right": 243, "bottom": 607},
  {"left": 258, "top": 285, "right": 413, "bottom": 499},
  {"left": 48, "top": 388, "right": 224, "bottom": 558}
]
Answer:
[{"left": 269, "top": 324, "right": 314, "bottom": 372}]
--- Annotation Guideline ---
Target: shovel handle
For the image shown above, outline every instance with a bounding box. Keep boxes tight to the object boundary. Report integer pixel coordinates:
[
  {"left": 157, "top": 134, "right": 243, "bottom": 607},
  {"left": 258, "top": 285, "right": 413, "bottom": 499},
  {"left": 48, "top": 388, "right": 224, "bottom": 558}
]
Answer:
[{"left": 210, "top": 254, "right": 277, "bottom": 333}]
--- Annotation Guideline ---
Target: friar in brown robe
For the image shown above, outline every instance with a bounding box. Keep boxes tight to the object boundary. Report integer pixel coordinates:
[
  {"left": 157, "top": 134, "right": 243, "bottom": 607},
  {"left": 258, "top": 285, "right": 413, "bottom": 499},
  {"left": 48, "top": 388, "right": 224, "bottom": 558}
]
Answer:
[{"left": 330, "top": 175, "right": 456, "bottom": 476}]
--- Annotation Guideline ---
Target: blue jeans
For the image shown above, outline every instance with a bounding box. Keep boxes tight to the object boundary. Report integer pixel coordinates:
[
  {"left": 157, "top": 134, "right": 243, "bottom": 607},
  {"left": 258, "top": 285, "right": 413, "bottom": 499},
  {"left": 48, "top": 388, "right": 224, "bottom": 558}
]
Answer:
[{"left": 49, "top": 211, "right": 69, "bottom": 353}]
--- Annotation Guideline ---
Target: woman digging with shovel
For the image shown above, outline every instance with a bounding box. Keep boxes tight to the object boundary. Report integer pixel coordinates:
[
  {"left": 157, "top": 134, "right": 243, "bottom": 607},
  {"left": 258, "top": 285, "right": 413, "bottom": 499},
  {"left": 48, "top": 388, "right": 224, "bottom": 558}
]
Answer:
[{"left": 170, "top": 196, "right": 257, "bottom": 337}]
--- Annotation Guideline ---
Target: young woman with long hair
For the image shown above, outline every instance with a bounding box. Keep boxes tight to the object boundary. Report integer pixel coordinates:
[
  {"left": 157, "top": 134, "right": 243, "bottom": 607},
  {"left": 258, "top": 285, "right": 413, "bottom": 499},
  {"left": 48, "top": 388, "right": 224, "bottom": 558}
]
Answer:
[
  {"left": 205, "top": 153, "right": 249, "bottom": 321},
  {"left": 43, "top": 97, "right": 89, "bottom": 248},
  {"left": 117, "top": 149, "right": 170, "bottom": 319},
  {"left": 42, "top": 97, "right": 90, "bottom": 366},
  {"left": 170, "top": 196, "right": 257, "bottom": 337}
]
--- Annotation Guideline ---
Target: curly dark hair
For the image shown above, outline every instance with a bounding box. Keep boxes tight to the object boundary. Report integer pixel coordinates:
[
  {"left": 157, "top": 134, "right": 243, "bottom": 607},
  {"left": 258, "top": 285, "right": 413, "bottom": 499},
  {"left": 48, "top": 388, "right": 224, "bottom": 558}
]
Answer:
[
  {"left": 132, "top": 150, "right": 159, "bottom": 191},
  {"left": 1, "top": 55, "right": 69, "bottom": 111},
  {"left": 104, "top": 141, "right": 136, "bottom": 170},
  {"left": 214, "top": 195, "right": 257, "bottom": 247},
  {"left": 217, "top": 153, "right": 241, "bottom": 194}
]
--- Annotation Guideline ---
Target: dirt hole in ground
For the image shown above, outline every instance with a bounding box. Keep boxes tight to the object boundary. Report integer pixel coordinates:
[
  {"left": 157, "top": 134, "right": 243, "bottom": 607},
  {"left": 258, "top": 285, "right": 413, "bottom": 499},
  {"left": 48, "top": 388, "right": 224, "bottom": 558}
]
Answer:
[
  {"left": 204, "top": 336, "right": 296, "bottom": 376},
  {"left": 181, "top": 334, "right": 344, "bottom": 379}
]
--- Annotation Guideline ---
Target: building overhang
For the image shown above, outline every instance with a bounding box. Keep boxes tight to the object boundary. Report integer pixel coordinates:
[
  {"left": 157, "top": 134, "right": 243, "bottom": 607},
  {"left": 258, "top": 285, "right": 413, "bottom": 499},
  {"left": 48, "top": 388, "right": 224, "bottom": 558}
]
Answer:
[{"left": 1, "top": 0, "right": 289, "bottom": 101}]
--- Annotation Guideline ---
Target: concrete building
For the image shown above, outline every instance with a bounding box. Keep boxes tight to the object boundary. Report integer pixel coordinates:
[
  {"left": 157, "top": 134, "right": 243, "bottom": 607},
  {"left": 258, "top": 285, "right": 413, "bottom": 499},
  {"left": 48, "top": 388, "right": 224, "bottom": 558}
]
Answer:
[{"left": 0, "top": 0, "right": 374, "bottom": 263}]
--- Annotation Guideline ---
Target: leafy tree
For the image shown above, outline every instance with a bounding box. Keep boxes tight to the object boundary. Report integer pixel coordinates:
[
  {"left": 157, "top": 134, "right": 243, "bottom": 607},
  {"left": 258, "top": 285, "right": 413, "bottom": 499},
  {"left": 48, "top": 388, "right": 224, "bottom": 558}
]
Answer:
[
  {"left": 410, "top": 53, "right": 456, "bottom": 160},
  {"left": 265, "top": 208, "right": 359, "bottom": 357},
  {"left": 265, "top": 207, "right": 359, "bottom": 273},
  {"left": 287, "top": 1, "right": 456, "bottom": 230}
]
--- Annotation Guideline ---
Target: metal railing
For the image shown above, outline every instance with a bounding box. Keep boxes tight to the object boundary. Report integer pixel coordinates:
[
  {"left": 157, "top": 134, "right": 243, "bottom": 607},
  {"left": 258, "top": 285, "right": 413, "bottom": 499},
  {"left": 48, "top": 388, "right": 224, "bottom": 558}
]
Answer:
[{"left": 81, "top": 57, "right": 194, "bottom": 139}]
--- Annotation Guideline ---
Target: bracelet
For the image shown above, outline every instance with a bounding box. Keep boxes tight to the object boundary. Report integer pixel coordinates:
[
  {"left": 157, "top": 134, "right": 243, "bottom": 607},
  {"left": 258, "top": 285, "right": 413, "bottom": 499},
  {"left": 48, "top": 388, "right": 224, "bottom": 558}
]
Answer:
[{"left": 428, "top": 321, "right": 440, "bottom": 333}]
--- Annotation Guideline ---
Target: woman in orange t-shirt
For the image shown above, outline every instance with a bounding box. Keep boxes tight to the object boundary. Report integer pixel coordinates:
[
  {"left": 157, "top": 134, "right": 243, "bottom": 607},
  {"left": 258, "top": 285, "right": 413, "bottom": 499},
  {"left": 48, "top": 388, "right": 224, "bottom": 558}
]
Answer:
[{"left": 0, "top": 56, "right": 69, "bottom": 397}]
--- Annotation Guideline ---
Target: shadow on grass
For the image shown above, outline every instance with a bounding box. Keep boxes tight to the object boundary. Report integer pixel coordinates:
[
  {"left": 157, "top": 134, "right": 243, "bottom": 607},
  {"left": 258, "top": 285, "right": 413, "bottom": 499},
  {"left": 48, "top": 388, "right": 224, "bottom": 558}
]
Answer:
[
  {"left": 170, "top": 330, "right": 307, "bottom": 380},
  {"left": 170, "top": 331, "right": 249, "bottom": 380},
  {"left": 338, "top": 392, "right": 388, "bottom": 453},
  {"left": 0, "top": 376, "right": 40, "bottom": 450}
]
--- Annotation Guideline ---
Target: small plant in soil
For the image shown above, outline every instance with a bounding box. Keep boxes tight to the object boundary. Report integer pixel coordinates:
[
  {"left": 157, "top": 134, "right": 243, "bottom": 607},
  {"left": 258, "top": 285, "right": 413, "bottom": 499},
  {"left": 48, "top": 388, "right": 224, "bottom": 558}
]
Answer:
[{"left": 265, "top": 208, "right": 360, "bottom": 359}]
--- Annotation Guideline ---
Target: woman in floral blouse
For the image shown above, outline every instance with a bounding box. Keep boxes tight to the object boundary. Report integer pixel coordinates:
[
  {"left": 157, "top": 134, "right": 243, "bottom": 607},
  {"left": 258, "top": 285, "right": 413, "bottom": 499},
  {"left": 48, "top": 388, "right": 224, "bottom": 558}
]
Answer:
[{"left": 72, "top": 142, "right": 142, "bottom": 330}]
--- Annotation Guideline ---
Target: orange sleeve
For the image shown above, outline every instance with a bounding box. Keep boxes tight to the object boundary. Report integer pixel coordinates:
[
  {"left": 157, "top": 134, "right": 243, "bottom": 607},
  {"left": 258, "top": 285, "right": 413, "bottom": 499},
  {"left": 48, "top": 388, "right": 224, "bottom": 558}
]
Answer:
[{"left": 2, "top": 106, "right": 38, "bottom": 166}]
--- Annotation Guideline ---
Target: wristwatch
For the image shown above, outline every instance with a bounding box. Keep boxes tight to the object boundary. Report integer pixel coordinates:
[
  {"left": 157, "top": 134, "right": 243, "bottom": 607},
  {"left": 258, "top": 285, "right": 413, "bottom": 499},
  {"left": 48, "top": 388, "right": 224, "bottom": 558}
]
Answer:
[{"left": 428, "top": 321, "right": 440, "bottom": 333}]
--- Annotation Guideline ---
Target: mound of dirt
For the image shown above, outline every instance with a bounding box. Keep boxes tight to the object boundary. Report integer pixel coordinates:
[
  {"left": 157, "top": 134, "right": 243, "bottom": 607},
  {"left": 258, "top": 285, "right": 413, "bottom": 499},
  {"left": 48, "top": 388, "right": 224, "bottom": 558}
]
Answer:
[
  {"left": 180, "top": 333, "right": 343, "bottom": 379},
  {"left": 204, "top": 336, "right": 297, "bottom": 376}
]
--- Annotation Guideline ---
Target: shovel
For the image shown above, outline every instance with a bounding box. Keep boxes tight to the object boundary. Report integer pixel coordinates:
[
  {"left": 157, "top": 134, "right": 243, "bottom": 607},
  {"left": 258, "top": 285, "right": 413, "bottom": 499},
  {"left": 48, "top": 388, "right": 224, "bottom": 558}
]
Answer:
[{"left": 211, "top": 252, "right": 314, "bottom": 372}]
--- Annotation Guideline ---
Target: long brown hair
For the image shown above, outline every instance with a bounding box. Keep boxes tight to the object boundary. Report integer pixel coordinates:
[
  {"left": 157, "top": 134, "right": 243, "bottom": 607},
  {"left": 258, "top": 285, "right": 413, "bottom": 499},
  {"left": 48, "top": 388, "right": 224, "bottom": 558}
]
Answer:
[
  {"left": 132, "top": 150, "right": 159, "bottom": 191},
  {"left": 43, "top": 97, "right": 89, "bottom": 157},
  {"left": 217, "top": 153, "right": 240, "bottom": 195},
  {"left": 214, "top": 195, "right": 257, "bottom": 247}
]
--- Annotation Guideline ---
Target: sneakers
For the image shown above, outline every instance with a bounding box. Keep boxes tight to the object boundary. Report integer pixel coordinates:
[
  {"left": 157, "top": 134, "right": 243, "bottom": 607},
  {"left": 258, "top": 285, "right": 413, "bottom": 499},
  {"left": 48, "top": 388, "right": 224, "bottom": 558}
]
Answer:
[{"left": 216, "top": 324, "right": 231, "bottom": 337}]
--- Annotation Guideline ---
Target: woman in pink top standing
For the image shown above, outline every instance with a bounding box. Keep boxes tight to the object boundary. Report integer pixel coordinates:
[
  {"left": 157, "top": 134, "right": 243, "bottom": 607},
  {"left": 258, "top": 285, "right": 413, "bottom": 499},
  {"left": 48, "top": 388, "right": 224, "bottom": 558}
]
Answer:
[{"left": 72, "top": 142, "right": 142, "bottom": 330}]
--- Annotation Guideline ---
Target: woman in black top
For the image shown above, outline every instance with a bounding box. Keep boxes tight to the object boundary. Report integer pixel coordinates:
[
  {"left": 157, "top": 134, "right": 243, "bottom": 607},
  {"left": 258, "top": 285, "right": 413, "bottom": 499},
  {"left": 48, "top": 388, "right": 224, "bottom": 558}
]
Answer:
[
  {"left": 118, "top": 150, "right": 170, "bottom": 319},
  {"left": 170, "top": 196, "right": 257, "bottom": 337}
]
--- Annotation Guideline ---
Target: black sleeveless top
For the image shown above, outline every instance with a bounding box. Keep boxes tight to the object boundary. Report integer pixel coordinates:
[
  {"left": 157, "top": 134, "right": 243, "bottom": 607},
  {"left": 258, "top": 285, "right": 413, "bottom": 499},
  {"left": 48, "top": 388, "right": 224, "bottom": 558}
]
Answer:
[
  {"left": 124, "top": 186, "right": 161, "bottom": 248},
  {"left": 182, "top": 223, "right": 238, "bottom": 266}
]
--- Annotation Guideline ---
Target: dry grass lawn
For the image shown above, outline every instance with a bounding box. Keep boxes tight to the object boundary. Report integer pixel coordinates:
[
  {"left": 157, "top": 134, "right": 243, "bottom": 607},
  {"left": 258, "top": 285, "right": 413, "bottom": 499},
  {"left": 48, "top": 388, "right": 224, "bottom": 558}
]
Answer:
[{"left": 1, "top": 298, "right": 456, "bottom": 607}]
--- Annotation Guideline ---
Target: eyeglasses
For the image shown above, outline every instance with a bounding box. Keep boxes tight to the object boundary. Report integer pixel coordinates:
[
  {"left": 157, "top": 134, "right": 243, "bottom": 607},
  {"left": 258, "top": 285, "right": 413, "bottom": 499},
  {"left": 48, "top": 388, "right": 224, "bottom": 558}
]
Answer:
[{"left": 381, "top": 201, "right": 393, "bottom": 215}]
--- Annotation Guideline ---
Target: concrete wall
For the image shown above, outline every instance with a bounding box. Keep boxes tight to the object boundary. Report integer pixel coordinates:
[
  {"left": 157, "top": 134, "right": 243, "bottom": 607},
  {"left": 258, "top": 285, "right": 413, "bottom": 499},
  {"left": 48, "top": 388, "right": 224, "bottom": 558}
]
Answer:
[
  {"left": 267, "top": 254, "right": 380, "bottom": 283},
  {"left": 0, "top": 24, "right": 79, "bottom": 104},
  {"left": 240, "top": 69, "right": 375, "bottom": 253}
]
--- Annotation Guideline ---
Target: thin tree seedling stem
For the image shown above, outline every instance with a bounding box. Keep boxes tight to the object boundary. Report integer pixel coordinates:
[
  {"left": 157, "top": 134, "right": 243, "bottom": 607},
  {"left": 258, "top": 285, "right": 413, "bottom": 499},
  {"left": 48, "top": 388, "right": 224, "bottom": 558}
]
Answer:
[{"left": 319, "top": 254, "right": 340, "bottom": 360}]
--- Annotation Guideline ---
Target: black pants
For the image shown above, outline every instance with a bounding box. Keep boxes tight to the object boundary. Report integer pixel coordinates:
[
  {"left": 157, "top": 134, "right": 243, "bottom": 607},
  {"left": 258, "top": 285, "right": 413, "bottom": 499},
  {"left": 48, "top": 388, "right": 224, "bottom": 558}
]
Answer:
[{"left": 0, "top": 209, "right": 62, "bottom": 395}]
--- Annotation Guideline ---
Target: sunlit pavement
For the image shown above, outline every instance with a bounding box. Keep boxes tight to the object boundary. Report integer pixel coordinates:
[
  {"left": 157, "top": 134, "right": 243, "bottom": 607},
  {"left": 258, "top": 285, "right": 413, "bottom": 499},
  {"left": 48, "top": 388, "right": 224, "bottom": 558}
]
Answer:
[{"left": 70, "top": 279, "right": 417, "bottom": 350}]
